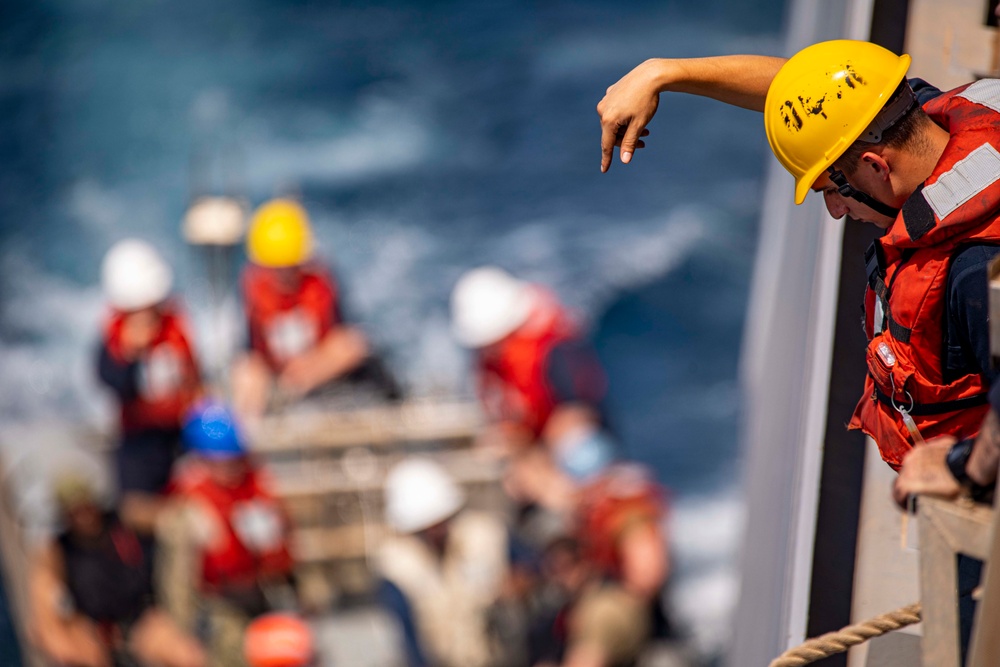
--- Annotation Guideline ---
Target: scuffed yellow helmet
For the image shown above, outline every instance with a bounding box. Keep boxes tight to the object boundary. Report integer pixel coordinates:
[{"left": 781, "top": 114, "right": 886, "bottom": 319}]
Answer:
[
  {"left": 764, "top": 40, "right": 911, "bottom": 205},
  {"left": 247, "top": 199, "right": 314, "bottom": 268}
]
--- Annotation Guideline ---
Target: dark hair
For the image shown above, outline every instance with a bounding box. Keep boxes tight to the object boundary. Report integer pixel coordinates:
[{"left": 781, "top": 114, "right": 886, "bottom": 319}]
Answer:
[{"left": 835, "top": 84, "right": 932, "bottom": 175}]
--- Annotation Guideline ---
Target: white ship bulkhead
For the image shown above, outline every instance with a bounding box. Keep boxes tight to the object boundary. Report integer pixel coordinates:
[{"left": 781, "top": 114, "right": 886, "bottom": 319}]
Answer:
[{"left": 731, "top": 1, "right": 1000, "bottom": 666}]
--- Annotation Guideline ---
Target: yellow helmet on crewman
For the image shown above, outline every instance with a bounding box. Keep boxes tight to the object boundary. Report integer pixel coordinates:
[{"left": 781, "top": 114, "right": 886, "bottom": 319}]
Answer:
[
  {"left": 763, "top": 40, "right": 911, "bottom": 205},
  {"left": 247, "top": 199, "right": 314, "bottom": 268}
]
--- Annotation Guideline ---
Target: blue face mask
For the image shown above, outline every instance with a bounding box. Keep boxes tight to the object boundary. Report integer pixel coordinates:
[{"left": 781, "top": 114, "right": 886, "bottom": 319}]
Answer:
[{"left": 555, "top": 430, "right": 616, "bottom": 481}]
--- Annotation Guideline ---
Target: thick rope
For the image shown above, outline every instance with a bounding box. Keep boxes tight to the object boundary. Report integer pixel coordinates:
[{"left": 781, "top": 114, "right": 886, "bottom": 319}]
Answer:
[{"left": 768, "top": 602, "right": 922, "bottom": 667}]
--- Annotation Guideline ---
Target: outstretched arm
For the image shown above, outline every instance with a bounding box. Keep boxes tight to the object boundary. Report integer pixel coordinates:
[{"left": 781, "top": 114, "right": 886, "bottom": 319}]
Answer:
[{"left": 597, "top": 55, "right": 786, "bottom": 173}]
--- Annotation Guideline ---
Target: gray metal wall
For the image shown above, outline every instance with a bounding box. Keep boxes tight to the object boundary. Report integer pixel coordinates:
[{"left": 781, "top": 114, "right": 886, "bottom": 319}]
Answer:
[{"left": 727, "top": 1, "right": 871, "bottom": 664}]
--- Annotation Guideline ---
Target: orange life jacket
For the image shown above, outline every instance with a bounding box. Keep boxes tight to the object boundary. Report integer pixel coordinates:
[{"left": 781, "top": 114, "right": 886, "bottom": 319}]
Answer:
[
  {"left": 242, "top": 263, "right": 340, "bottom": 371},
  {"left": 576, "top": 464, "right": 666, "bottom": 579},
  {"left": 476, "top": 288, "right": 588, "bottom": 438},
  {"left": 104, "top": 305, "right": 201, "bottom": 433},
  {"left": 173, "top": 463, "right": 293, "bottom": 592},
  {"left": 849, "top": 81, "right": 1000, "bottom": 469}
]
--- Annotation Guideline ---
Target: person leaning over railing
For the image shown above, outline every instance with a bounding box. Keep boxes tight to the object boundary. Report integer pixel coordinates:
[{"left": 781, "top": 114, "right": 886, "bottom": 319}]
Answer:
[{"left": 597, "top": 40, "right": 1000, "bottom": 665}]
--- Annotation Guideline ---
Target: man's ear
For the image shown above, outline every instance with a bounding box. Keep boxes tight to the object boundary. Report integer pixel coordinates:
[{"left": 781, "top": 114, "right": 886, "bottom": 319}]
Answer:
[{"left": 861, "top": 151, "right": 890, "bottom": 181}]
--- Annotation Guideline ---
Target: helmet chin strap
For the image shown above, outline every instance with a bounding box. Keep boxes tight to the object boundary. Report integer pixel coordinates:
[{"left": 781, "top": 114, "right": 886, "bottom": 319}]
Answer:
[{"left": 828, "top": 167, "right": 901, "bottom": 219}]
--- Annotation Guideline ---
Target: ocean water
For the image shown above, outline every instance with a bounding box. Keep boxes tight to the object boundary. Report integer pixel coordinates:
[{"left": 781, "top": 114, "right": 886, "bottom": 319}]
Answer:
[{"left": 0, "top": 0, "right": 785, "bottom": 657}]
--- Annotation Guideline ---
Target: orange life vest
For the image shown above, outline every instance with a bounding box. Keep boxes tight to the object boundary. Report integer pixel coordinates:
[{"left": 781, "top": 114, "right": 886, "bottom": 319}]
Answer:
[
  {"left": 849, "top": 81, "right": 1000, "bottom": 469},
  {"left": 104, "top": 305, "right": 201, "bottom": 433},
  {"left": 242, "top": 263, "right": 340, "bottom": 371},
  {"left": 173, "top": 463, "right": 293, "bottom": 592},
  {"left": 476, "top": 288, "right": 590, "bottom": 438},
  {"left": 576, "top": 464, "right": 666, "bottom": 579}
]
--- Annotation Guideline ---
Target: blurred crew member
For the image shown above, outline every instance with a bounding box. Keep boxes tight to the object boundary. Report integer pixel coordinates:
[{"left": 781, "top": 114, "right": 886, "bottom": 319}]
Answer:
[
  {"left": 97, "top": 239, "right": 202, "bottom": 530},
  {"left": 29, "top": 474, "right": 205, "bottom": 667},
  {"left": 169, "top": 402, "right": 294, "bottom": 667},
  {"left": 376, "top": 458, "right": 511, "bottom": 667},
  {"left": 451, "top": 267, "right": 606, "bottom": 510},
  {"left": 231, "top": 199, "right": 397, "bottom": 419},
  {"left": 544, "top": 431, "right": 670, "bottom": 667},
  {"left": 244, "top": 613, "right": 316, "bottom": 667}
]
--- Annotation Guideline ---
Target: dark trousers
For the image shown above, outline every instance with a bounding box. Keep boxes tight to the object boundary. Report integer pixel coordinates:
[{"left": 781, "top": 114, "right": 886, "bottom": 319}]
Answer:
[
  {"left": 958, "top": 553, "right": 983, "bottom": 666},
  {"left": 116, "top": 428, "right": 180, "bottom": 495}
]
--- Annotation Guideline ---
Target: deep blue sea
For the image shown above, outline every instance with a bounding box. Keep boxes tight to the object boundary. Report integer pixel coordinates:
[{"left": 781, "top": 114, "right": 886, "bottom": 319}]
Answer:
[{"left": 0, "top": 0, "right": 785, "bottom": 654}]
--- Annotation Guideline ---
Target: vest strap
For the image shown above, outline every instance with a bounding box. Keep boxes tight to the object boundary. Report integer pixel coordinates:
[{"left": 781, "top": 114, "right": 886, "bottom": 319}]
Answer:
[
  {"left": 886, "top": 312, "right": 912, "bottom": 344},
  {"left": 865, "top": 241, "right": 912, "bottom": 342},
  {"left": 873, "top": 386, "right": 989, "bottom": 416},
  {"left": 864, "top": 242, "right": 889, "bottom": 300}
]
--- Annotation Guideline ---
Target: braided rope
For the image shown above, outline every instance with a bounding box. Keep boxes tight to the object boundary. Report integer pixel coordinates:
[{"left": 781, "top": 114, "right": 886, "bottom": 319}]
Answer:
[{"left": 768, "top": 602, "right": 922, "bottom": 667}]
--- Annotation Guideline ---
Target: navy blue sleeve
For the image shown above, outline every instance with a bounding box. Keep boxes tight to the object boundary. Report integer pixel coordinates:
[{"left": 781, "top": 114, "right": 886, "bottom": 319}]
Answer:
[
  {"left": 376, "top": 579, "right": 430, "bottom": 667},
  {"left": 96, "top": 343, "right": 140, "bottom": 400},
  {"left": 908, "top": 78, "right": 942, "bottom": 106},
  {"left": 990, "top": 381, "right": 1000, "bottom": 417},
  {"left": 243, "top": 320, "right": 255, "bottom": 352},
  {"left": 507, "top": 530, "right": 540, "bottom": 573},
  {"left": 546, "top": 338, "right": 606, "bottom": 409},
  {"left": 944, "top": 245, "right": 1000, "bottom": 384},
  {"left": 326, "top": 264, "right": 349, "bottom": 325}
]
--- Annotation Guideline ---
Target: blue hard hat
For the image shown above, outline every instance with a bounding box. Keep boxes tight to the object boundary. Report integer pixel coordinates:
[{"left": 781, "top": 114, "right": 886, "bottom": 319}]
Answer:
[{"left": 183, "top": 401, "right": 246, "bottom": 458}]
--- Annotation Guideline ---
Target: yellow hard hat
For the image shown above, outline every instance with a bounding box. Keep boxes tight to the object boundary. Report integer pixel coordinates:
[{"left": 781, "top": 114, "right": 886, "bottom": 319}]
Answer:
[
  {"left": 247, "top": 199, "right": 314, "bottom": 268},
  {"left": 764, "top": 40, "right": 911, "bottom": 205}
]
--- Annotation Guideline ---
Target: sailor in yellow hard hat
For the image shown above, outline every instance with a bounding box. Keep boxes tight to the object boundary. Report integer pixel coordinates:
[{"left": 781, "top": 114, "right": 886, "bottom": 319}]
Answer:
[
  {"left": 231, "top": 198, "right": 399, "bottom": 419},
  {"left": 598, "top": 39, "right": 1000, "bottom": 661}
]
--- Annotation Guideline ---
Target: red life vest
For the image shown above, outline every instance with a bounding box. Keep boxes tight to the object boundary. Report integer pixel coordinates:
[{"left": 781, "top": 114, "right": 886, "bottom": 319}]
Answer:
[
  {"left": 104, "top": 305, "right": 201, "bottom": 433},
  {"left": 849, "top": 81, "right": 1000, "bottom": 469},
  {"left": 242, "top": 262, "right": 340, "bottom": 371},
  {"left": 476, "top": 288, "right": 590, "bottom": 438},
  {"left": 576, "top": 464, "right": 666, "bottom": 579},
  {"left": 173, "top": 462, "right": 293, "bottom": 592}
]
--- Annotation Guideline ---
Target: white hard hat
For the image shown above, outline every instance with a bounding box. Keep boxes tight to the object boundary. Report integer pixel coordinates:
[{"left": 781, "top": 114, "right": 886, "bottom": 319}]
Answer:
[
  {"left": 101, "top": 239, "right": 173, "bottom": 311},
  {"left": 450, "top": 266, "right": 534, "bottom": 348},
  {"left": 385, "top": 458, "right": 465, "bottom": 534}
]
